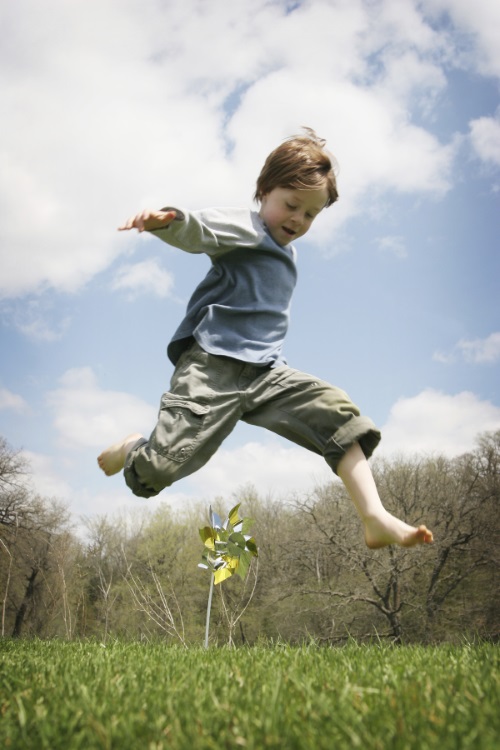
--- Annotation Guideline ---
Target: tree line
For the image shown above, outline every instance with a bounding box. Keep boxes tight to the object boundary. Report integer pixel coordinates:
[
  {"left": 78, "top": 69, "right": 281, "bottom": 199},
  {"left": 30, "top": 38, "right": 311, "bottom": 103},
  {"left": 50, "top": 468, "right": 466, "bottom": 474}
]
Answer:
[{"left": 0, "top": 431, "right": 498, "bottom": 644}]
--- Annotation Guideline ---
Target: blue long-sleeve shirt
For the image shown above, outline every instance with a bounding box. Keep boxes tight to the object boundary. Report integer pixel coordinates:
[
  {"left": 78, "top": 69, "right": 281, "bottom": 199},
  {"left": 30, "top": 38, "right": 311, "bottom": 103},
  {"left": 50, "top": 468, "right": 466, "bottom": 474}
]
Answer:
[{"left": 151, "top": 207, "right": 298, "bottom": 367}]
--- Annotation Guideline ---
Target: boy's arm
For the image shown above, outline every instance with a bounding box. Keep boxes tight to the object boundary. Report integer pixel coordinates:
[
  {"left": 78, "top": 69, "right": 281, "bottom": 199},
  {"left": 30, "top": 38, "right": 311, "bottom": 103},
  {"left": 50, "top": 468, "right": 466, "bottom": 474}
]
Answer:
[
  {"left": 118, "top": 208, "right": 180, "bottom": 233},
  {"left": 150, "top": 207, "right": 264, "bottom": 256},
  {"left": 119, "top": 206, "right": 265, "bottom": 256}
]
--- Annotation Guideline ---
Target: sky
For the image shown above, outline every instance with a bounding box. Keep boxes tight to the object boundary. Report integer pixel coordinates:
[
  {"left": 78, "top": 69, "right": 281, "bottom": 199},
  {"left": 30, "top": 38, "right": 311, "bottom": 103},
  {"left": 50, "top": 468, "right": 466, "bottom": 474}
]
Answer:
[{"left": 1, "top": 0, "right": 499, "bottom": 531}]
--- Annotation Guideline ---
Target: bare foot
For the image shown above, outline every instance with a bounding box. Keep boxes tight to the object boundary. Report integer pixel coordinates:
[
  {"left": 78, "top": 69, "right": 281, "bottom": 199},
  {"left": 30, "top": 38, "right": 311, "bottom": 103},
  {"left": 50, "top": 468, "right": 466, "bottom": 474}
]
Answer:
[
  {"left": 97, "top": 433, "right": 144, "bottom": 476},
  {"left": 363, "top": 512, "right": 433, "bottom": 549}
]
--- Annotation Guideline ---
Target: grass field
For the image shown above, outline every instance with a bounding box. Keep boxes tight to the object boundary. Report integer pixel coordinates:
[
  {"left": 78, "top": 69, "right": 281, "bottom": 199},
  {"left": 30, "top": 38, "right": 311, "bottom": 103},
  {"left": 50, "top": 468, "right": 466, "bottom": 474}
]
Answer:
[{"left": 0, "top": 639, "right": 498, "bottom": 749}]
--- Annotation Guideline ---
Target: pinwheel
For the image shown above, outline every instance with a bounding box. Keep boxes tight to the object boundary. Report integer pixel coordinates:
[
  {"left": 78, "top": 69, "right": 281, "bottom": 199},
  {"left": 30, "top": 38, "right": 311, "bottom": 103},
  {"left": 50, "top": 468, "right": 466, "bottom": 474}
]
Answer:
[{"left": 198, "top": 503, "right": 258, "bottom": 647}]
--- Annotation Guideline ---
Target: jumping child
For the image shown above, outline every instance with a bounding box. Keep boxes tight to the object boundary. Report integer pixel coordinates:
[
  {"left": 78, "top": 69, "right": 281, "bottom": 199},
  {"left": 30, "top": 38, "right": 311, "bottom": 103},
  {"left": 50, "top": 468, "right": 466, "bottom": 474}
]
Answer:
[{"left": 98, "top": 128, "right": 433, "bottom": 549}]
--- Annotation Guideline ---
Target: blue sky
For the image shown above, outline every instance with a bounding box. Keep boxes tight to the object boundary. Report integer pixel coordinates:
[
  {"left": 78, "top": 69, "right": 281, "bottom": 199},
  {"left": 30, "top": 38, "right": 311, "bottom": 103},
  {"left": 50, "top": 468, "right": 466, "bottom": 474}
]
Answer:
[{"left": 1, "top": 0, "right": 499, "bottom": 529}]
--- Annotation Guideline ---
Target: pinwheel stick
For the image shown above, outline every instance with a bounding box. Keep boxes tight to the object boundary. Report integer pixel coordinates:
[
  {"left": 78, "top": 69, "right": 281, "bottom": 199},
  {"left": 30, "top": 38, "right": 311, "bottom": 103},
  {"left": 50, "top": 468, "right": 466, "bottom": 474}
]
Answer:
[{"left": 204, "top": 573, "right": 215, "bottom": 649}]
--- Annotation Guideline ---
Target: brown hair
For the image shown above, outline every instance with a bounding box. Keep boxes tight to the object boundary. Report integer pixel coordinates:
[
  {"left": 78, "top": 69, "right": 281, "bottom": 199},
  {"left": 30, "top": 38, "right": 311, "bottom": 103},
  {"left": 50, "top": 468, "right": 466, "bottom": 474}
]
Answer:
[{"left": 254, "top": 127, "right": 339, "bottom": 206}]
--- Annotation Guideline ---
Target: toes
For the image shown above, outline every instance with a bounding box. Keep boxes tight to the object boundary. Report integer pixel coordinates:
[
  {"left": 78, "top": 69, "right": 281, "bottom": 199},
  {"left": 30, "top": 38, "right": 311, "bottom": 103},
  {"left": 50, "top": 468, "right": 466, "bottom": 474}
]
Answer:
[
  {"left": 415, "top": 525, "right": 433, "bottom": 544},
  {"left": 97, "top": 453, "right": 113, "bottom": 475},
  {"left": 422, "top": 526, "right": 433, "bottom": 544}
]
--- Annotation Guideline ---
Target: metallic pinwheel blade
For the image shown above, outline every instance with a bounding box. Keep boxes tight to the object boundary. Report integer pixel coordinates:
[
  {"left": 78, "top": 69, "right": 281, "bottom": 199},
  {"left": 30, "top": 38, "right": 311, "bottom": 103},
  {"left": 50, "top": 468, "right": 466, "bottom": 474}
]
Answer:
[
  {"left": 227, "top": 503, "right": 241, "bottom": 528},
  {"left": 209, "top": 506, "right": 224, "bottom": 530},
  {"left": 229, "top": 532, "right": 246, "bottom": 549}
]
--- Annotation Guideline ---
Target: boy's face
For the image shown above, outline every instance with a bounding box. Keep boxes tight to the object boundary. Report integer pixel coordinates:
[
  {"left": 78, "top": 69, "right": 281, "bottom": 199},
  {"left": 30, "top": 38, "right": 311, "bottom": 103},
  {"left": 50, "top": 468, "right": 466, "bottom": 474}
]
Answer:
[{"left": 259, "top": 186, "right": 329, "bottom": 246}]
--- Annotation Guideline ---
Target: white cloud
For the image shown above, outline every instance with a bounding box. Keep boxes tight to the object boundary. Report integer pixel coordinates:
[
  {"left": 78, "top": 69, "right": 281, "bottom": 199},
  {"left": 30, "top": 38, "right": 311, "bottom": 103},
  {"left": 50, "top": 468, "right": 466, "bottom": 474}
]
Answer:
[
  {"left": 0, "top": 297, "right": 71, "bottom": 341},
  {"left": 111, "top": 258, "right": 174, "bottom": 299},
  {"left": 16, "top": 315, "right": 71, "bottom": 343},
  {"left": 379, "top": 388, "right": 500, "bottom": 457},
  {"left": 457, "top": 332, "right": 500, "bottom": 364},
  {"left": 432, "top": 349, "right": 456, "bottom": 365},
  {"left": 376, "top": 235, "right": 408, "bottom": 259},
  {"left": 424, "top": 0, "right": 500, "bottom": 76},
  {"left": 0, "top": 0, "right": 474, "bottom": 299},
  {"left": 469, "top": 114, "right": 500, "bottom": 167},
  {"left": 71, "top": 487, "right": 150, "bottom": 535},
  {"left": 0, "top": 387, "right": 29, "bottom": 412},
  {"left": 434, "top": 331, "right": 500, "bottom": 364},
  {"left": 22, "top": 450, "right": 73, "bottom": 499},
  {"left": 19, "top": 453, "right": 150, "bottom": 529},
  {"left": 46, "top": 367, "right": 157, "bottom": 449},
  {"left": 180, "top": 440, "right": 330, "bottom": 501}
]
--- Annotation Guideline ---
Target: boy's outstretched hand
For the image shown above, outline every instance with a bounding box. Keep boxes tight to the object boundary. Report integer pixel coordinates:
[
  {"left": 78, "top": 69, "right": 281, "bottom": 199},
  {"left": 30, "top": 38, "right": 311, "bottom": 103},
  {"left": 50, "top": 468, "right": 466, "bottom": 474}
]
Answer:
[{"left": 118, "top": 209, "right": 177, "bottom": 233}]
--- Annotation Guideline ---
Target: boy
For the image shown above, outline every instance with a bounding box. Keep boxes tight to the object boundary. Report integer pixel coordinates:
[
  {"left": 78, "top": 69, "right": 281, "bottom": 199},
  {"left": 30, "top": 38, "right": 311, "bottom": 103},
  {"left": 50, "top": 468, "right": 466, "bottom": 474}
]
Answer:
[{"left": 98, "top": 128, "right": 433, "bottom": 549}]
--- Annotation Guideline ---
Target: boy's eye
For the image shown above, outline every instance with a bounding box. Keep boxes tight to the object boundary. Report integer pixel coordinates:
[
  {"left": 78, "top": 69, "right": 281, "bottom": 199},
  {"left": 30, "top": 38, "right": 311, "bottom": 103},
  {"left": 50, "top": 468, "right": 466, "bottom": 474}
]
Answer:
[{"left": 286, "top": 203, "right": 297, "bottom": 210}]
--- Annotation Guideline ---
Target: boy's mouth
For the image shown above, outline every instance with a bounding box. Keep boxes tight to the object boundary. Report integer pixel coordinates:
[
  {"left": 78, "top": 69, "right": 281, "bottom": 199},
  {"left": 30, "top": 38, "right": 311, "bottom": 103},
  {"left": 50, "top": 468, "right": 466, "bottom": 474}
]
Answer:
[{"left": 282, "top": 226, "right": 296, "bottom": 237}]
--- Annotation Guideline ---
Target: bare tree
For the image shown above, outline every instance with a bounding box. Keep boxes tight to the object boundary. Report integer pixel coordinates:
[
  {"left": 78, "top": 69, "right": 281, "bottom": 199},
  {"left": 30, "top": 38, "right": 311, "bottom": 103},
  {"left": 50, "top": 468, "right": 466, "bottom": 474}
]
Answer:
[
  {"left": 290, "top": 440, "right": 499, "bottom": 643},
  {"left": 82, "top": 515, "right": 129, "bottom": 640},
  {"left": 9, "top": 497, "right": 71, "bottom": 637},
  {"left": 217, "top": 559, "right": 259, "bottom": 646},
  {"left": 0, "top": 513, "right": 18, "bottom": 636},
  {"left": 293, "top": 481, "right": 412, "bottom": 642},
  {"left": 1, "top": 435, "right": 74, "bottom": 637},
  {"left": 122, "top": 550, "right": 187, "bottom": 646}
]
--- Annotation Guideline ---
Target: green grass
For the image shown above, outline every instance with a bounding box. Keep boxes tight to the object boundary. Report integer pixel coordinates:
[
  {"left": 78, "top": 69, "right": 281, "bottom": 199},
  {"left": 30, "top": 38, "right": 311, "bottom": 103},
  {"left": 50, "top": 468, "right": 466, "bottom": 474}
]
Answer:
[{"left": 0, "top": 640, "right": 498, "bottom": 749}]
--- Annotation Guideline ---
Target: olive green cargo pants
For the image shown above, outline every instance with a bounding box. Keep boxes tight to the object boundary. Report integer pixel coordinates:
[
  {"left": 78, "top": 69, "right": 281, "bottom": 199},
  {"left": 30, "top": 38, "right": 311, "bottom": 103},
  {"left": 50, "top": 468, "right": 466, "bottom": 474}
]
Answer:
[{"left": 124, "top": 342, "right": 381, "bottom": 498}]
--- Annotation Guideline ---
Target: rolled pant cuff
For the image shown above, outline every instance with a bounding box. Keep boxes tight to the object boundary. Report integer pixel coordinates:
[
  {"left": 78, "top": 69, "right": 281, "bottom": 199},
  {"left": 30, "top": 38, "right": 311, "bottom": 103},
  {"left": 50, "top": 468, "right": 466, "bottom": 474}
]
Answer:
[
  {"left": 323, "top": 417, "right": 381, "bottom": 474},
  {"left": 123, "top": 439, "right": 161, "bottom": 498}
]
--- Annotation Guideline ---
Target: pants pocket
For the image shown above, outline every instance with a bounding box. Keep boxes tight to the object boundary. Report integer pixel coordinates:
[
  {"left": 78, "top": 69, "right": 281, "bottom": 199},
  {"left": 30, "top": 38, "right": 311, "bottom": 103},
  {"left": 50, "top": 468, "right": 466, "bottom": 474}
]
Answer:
[{"left": 151, "top": 394, "right": 210, "bottom": 463}]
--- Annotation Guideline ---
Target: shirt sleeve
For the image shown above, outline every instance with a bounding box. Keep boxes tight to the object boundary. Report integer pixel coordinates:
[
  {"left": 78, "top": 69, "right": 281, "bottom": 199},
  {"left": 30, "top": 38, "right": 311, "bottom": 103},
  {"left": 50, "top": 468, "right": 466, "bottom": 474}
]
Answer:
[{"left": 149, "top": 207, "right": 268, "bottom": 257}]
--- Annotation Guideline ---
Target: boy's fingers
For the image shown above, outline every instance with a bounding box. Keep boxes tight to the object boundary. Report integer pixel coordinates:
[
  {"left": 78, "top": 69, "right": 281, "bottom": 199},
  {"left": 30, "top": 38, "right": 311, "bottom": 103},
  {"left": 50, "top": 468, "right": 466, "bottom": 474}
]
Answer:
[
  {"left": 118, "top": 222, "right": 142, "bottom": 232},
  {"left": 117, "top": 209, "right": 176, "bottom": 232},
  {"left": 118, "top": 213, "right": 145, "bottom": 232}
]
